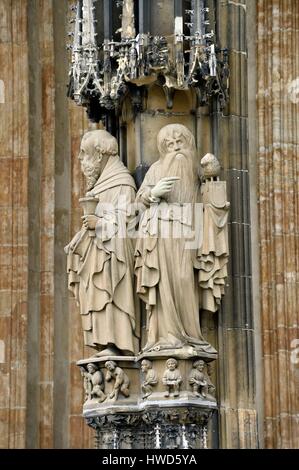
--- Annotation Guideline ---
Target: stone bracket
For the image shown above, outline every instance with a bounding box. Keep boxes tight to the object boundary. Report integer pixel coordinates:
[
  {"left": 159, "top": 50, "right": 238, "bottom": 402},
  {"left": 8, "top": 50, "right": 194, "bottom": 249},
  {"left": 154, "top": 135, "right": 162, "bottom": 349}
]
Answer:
[{"left": 87, "top": 405, "right": 215, "bottom": 449}]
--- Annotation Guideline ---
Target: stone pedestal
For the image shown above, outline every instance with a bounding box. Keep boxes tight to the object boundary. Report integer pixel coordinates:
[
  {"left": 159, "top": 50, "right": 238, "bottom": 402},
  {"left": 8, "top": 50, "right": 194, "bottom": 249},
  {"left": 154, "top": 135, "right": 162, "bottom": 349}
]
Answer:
[{"left": 78, "top": 351, "right": 217, "bottom": 449}]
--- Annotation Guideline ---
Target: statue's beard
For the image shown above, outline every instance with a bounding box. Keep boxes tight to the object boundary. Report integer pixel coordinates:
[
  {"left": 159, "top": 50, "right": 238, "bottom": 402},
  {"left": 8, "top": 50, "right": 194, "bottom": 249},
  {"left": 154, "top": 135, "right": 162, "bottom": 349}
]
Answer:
[
  {"left": 83, "top": 159, "right": 103, "bottom": 191},
  {"left": 160, "top": 150, "right": 198, "bottom": 203}
]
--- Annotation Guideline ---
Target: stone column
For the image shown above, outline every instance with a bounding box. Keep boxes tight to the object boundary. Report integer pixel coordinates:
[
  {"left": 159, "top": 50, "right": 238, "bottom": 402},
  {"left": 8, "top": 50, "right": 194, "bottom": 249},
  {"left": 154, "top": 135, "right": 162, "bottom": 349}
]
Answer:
[
  {"left": 208, "top": 0, "right": 259, "bottom": 448},
  {"left": 0, "top": 0, "right": 29, "bottom": 449},
  {"left": 257, "top": 0, "right": 299, "bottom": 449}
]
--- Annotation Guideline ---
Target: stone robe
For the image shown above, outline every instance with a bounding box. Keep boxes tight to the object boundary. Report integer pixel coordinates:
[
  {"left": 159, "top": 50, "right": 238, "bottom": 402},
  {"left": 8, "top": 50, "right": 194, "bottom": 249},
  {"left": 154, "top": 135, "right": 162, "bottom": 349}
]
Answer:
[
  {"left": 135, "top": 161, "right": 229, "bottom": 353},
  {"left": 65, "top": 157, "right": 139, "bottom": 355}
]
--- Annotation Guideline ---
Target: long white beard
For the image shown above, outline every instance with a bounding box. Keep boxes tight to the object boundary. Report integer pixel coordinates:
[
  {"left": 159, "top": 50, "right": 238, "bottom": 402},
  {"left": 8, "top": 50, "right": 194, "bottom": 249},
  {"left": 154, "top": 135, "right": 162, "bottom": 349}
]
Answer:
[{"left": 160, "top": 151, "right": 198, "bottom": 203}]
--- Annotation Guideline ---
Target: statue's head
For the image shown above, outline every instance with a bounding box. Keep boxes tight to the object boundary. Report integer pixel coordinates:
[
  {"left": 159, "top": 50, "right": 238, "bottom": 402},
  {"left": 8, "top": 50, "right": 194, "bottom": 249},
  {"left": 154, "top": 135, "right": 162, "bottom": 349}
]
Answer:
[
  {"left": 78, "top": 129, "right": 118, "bottom": 190},
  {"left": 157, "top": 124, "right": 196, "bottom": 158},
  {"left": 105, "top": 360, "right": 117, "bottom": 371},
  {"left": 141, "top": 359, "right": 152, "bottom": 372},
  {"left": 193, "top": 359, "right": 205, "bottom": 371},
  {"left": 156, "top": 124, "right": 198, "bottom": 203},
  {"left": 166, "top": 358, "right": 178, "bottom": 371},
  {"left": 87, "top": 363, "right": 97, "bottom": 373}
]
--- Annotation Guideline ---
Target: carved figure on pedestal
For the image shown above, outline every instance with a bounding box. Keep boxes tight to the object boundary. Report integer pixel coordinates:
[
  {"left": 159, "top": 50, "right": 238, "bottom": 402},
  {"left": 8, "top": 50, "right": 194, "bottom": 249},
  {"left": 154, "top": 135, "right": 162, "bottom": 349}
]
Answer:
[
  {"left": 189, "top": 359, "right": 215, "bottom": 400},
  {"left": 141, "top": 359, "right": 158, "bottom": 399},
  {"left": 65, "top": 129, "right": 139, "bottom": 357},
  {"left": 162, "top": 358, "right": 182, "bottom": 398},
  {"left": 105, "top": 360, "right": 130, "bottom": 402},
  {"left": 81, "top": 363, "right": 106, "bottom": 403},
  {"left": 135, "top": 124, "right": 229, "bottom": 354}
]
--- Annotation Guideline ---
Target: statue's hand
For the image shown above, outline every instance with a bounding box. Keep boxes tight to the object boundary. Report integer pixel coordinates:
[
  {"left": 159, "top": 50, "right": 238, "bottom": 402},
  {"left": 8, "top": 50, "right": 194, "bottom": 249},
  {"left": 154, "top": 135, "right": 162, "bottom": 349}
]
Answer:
[
  {"left": 151, "top": 177, "right": 180, "bottom": 199},
  {"left": 81, "top": 215, "right": 99, "bottom": 230}
]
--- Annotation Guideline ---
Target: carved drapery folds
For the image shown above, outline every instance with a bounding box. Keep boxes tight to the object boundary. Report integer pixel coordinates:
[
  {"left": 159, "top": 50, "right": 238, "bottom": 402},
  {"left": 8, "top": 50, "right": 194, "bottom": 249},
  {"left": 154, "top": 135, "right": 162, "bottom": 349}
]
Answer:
[
  {"left": 65, "top": 124, "right": 229, "bottom": 448},
  {"left": 66, "top": 4, "right": 230, "bottom": 450}
]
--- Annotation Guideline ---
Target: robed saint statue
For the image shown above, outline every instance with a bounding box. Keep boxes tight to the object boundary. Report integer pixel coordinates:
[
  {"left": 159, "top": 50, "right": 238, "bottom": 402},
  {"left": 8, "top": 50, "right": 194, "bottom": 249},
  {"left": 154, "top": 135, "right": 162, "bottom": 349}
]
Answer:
[
  {"left": 135, "top": 124, "right": 229, "bottom": 353},
  {"left": 65, "top": 130, "right": 140, "bottom": 357}
]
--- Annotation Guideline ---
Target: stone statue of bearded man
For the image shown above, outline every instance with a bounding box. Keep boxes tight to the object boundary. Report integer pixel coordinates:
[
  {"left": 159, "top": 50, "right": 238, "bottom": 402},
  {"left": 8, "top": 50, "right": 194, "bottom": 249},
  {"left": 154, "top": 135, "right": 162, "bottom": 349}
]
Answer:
[
  {"left": 65, "top": 129, "right": 140, "bottom": 357},
  {"left": 135, "top": 124, "right": 229, "bottom": 354}
]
